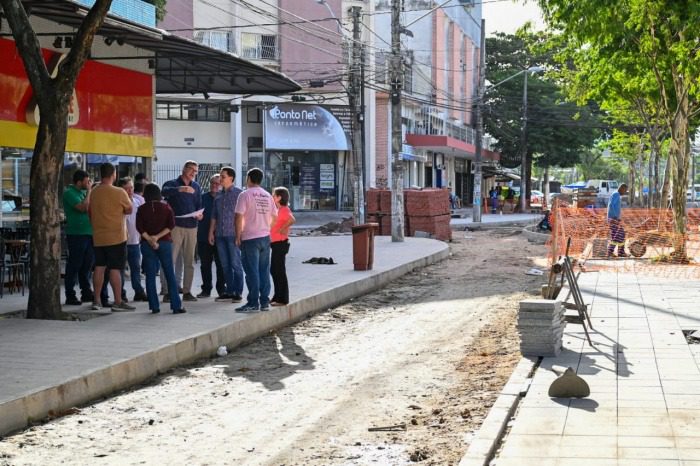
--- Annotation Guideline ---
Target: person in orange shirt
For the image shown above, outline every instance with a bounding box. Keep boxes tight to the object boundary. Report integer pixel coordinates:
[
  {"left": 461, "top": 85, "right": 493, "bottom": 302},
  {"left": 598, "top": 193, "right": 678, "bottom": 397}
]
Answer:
[{"left": 269, "top": 187, "right": 295, "bottom": 306}]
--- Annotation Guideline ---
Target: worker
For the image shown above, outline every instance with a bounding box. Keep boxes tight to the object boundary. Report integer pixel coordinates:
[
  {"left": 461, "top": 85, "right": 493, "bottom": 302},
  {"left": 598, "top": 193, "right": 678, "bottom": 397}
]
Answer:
[{"left": 607, "top": 183, "right": 628, "bottom": 257}]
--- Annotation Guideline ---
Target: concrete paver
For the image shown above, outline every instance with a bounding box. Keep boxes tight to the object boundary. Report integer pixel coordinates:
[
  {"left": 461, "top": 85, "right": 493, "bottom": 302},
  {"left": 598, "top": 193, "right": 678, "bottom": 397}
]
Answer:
[
  {"left": 488, "top": 267, "right": 700, "bottom": 465},
  {"left": 0, "top": 235, "right": 448, "bottom": 436}
]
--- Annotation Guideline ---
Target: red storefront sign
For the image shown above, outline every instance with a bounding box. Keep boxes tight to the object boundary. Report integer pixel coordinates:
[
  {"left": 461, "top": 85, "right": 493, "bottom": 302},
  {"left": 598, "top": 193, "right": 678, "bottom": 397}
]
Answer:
[{"left": 0, "top": 38, "right": 153, "bottom": 157}]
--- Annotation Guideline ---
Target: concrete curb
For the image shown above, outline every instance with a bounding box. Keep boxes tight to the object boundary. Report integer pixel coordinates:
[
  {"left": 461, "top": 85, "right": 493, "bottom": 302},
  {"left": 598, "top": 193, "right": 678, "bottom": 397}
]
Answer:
[
  {"left": 451, "top": 220, "right": 538, "bottom": 231},
  {"left": 0, "top": 244, "right": 450, "bottom": 437},
  {"left": 521, "top": 225, "right": 550, "bottom": 244},
  {"left": 458, "top": 357, "right": 538, "bottom": 466}
]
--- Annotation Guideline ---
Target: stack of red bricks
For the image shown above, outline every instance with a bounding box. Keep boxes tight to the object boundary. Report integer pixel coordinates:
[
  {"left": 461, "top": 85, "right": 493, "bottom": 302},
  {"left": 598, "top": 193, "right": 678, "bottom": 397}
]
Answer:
[{"left": 366, "top": 188, "right": 451, "bottom": 241}]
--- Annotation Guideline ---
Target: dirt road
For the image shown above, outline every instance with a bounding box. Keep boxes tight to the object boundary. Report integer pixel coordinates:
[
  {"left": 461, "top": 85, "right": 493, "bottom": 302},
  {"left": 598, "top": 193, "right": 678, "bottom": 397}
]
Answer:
[{"left": 0, "top": 230, "right": 547, "bottom": 465}]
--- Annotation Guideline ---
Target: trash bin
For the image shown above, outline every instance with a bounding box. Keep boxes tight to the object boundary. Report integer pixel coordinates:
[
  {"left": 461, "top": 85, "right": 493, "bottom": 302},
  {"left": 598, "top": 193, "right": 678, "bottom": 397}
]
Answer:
[{"left": 351, "top": 223, "right": 379, "bottom": 271}]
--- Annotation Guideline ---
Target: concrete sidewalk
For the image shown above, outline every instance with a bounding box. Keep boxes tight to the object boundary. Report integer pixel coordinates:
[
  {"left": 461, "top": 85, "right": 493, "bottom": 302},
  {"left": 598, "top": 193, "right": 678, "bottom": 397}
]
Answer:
[
  {"left": 462, "top": 265, "right": 700, "bottom": 465},
  {"left": 0, "top": 235, "right": 449, "bottom": 436}
]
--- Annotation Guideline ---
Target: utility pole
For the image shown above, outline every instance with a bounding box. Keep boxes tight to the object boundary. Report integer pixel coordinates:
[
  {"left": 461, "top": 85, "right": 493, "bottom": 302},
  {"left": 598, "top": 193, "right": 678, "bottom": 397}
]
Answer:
[
  {"left": 519, "top": 70, "right": 530, "bottom": 213},
  {"left": 472, "top": 19, "right": 486, "bottom": 222},
  {"left": 390, "top": 0, "right": 404, "bottom": 241},
  {"left": 349, "top": 6, "right": 365, "bottom": 224}
]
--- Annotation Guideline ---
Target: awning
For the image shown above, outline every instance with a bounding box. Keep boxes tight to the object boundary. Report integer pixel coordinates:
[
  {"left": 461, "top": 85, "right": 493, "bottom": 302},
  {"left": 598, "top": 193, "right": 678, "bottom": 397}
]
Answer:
[
  {"left": 405, "top": 133, "right": 500, "bottom": 161},
  {"left": 16, "top": 0, "right": 301, "bottom": 95}
]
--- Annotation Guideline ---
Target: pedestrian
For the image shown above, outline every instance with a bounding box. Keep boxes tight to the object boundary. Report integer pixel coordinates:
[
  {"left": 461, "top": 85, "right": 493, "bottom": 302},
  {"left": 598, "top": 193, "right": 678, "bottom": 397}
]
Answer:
[
  {"left": 88, "top": 163, "right": 135, "bottom": 312},
  {"left": 136, "top": 183, "right": 186, "bottom": 314},
  {"left": 133, "top": 180, "right": 145, "bottom": 205},
  {"left": 607, "top": 183, "right": 628, "bottom": 258},
  {"left": 162, "top": 160, "right": 203, "bottom": 303},
  {"left": 210, "top": 167, "right": 244, "bottom": 303},
  {"left": 197, "top": 174, "right": 225, "bottom": 299},
  {"left": 270, "top": 186, "right": 295, "bottom": 307},
  {"left": 489, "top": 186, "right": 498, "bottom": 214},
  {"left": 63, "top": 169, "right": 95, "bottom": 305},
  {"left": 234, "top": 168, "right": 277, "bottom": 313},
  {"left": 117, "top": 177, "right": 147, "bottom": 302}
]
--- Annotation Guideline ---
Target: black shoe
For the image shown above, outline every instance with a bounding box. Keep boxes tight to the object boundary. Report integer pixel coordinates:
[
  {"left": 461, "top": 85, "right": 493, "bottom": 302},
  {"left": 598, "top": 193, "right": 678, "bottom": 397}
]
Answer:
[
  {"left": 101, "top": 301, "right": 114, "bottom": 307},
  {"left": 182, "top": 293, "right": 198, "bottom": 302},
  {"left": 163, "top": 295, "right": 170, "bottom": 303},
  {"left": 231, "top": 294, "right": 243, "bottom": 303},
  {"left": 133, "top": 292, "right": 148, "bottom": 302},
  {"left": 65, "top": 296, "right": 82, "bottom": 306},
  {"left": 197, "top": 291, "right": 211, "bottom": 298},
  {"left": 121, "top": 296, "right": 129, "bottom": 303},
  {"left": 81, "top": 293, "right": 94, "bottom": 303},
  {"left": 178, "top": 287, "right": 183, "bottom": 294},
  {"left": 215, "top": 294, "right": 232, "bottom": 302},
  {"left": 173, "top": 308, "right": 187, "bottom": 314},
  {"left": 151, "top": 309, "right": 160, "bottom": 314}
]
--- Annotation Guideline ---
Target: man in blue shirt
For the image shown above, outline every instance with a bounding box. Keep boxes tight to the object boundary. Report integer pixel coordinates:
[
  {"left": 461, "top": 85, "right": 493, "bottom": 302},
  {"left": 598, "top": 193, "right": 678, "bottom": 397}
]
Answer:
[
  {"left": 209, "top": 166, "right": 244, "bottom": 303},
  {"left": 197, "top": 174, "right": 225, "bottom": 298},
  {"left": 162, "top": 160, "right": 203, "bottom": 302},
  {"left": 607, "top": 183, "right": 628, "bottom": 257}
]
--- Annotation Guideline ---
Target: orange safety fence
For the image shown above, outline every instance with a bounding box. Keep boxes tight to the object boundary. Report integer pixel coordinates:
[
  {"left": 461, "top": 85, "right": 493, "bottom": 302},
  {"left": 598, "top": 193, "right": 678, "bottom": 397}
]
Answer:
[{"left": 548, "top": 204, "right": 700, "bottom": 278}]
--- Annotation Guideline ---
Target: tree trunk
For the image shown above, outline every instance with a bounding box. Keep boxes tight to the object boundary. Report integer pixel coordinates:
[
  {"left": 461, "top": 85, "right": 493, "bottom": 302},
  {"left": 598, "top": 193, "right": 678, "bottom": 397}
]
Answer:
[
  {"left": 543, "top": 166, "right": 550, "bottom": 209},
  {"left": 525, "top": 152, "right": 533, "bottom": 210},
  {"left": 628, "top": 160, "right": 636, "bottom": 206},
  {"left": 26, "top": 94, "right": 71, "bottom": 320},
  {"left": 669, "top": 89, "right": 690, "bottom": 259},
  {"left": 660, "top": 149, "right": 671, "bottom": 208}
]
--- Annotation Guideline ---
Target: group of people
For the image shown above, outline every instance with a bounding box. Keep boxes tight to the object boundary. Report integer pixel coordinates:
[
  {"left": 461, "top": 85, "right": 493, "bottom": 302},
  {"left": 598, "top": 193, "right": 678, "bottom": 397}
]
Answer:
[
  {"left": 63, "top": 161, "right": 295, "bottom": 315},
  {"left": 488, "top": 185, "right": 517, "bottom": 214}
]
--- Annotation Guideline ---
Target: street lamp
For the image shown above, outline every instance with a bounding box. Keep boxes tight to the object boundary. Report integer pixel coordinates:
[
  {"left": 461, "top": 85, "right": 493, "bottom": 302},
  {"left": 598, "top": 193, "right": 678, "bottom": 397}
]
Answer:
[{"left": 472, "top": 65, "right": 544, "bottom": 222}]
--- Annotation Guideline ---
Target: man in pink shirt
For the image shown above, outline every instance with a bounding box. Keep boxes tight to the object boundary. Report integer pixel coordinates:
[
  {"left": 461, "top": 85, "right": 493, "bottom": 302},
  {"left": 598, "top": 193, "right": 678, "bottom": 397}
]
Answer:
[{"left": 234, "top": 168, "right": 278, "bottom": 312}]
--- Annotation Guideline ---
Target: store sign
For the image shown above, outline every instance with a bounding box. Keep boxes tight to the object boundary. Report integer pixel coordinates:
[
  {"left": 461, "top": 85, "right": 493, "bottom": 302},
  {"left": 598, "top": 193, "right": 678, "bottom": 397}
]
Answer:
[
  {"left": 319, "top": 163, "right": 335, "bottom": 190},
  {"left": 0, "top": 38, "right": 153, "bottom": 157},
  {"left": 265, "top": 104, "right": 349, "bottom": 151}
]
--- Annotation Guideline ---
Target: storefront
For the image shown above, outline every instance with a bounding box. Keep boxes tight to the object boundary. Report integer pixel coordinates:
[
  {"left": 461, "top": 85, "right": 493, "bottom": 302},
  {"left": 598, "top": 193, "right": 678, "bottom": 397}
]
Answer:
[
  {"left": 252, "top": 103, "right": 352, "bottom": 211},
  {"left": 0, "top": 37, "right": 153, "bottom": 224}
]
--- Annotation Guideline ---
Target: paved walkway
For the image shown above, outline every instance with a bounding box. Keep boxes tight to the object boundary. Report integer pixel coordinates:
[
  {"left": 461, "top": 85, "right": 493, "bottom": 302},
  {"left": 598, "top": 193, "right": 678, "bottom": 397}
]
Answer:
[
  {"left": 0, "top": 235, "right": 448, "bottom": 436},
  {"left": 492, "top": 266, "right": 700, "bottom": 465}
]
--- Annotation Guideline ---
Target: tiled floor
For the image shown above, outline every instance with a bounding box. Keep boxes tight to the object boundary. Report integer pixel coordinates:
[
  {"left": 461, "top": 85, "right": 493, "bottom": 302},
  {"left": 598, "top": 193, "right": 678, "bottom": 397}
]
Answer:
[{"left": 495, "top": 266, "right": 700, "bottom": 465}]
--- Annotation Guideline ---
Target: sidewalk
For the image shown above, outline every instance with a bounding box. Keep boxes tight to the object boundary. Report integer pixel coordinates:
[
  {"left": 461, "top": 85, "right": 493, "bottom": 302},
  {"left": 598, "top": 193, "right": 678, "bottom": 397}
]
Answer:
[
  {"left": 463, "top": 265, "right": 700, "bottom": 465},
  {"left": 0, "top": 235, "right": 449, "bottom": 436}
]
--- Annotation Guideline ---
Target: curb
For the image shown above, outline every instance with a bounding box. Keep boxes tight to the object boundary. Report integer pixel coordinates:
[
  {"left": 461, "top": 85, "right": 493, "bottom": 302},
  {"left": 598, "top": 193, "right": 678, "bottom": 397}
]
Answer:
[
  {"left": 458, "top": 357, "right": 538, "bottom": 466},
  {"left": 521, "top": 225, "right": 550, "bottom": 244},
  {"left": 0, "top": 244, "right": 450, "bottom": 437}
]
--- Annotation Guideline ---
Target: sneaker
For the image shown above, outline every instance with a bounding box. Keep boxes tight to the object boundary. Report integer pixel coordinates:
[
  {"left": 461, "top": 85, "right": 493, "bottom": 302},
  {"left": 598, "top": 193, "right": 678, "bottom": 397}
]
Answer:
[
  {"left": 163, "top": 295, "right": 170, "bottom": 303},
  {"left": 81, "top": 293, "right": 94, "bottom": 303},
  {"left": 231, "top": 294, "right": 243, "bottom": 303},
  {"left": 260, "top": 303, "right": 270, "bottom": 311},
  {"left": 178, "top": 287, "right": 183, "bottom": 294},
  {"left": 91, "top": 302, "right": 102, "bottom": 311},
  {"left": 65, "top": 296, "right": 82, "bottom": 306},
  {"left": 197, "top": 291, "right": 211, "bottom": 298},
  {"left": 121, "top": 295, "right": 129, "bottom": 304},
  {"left": 101, "top": 301, "right": 114, "bottom": 308},
  {"left": 182, "top": 293, "right": 198, "bottom": 302},
  {"left": 173, "top": 308, "right": 187, "bottom": 314},
  {"left": 215, "top": 294, "right": 232, "bottom": 302},
  {"left": 151, "top": 309, "right": 160, "bottom": 314},
  {"left": 111, "top": 302, "right": 136, "bottom": 312},
  {"left": 235, "top": 304, "right": 259, "bottom": 313},
  {"left": 133, "top": 292, "right": 148, "bottom": 302}
]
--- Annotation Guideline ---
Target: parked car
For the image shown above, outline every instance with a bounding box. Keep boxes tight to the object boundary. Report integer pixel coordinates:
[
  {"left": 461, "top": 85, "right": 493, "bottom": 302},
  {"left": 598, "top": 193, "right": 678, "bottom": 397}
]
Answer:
[{"left": 531, "top": 190, "right": 544, "bottom": 209}]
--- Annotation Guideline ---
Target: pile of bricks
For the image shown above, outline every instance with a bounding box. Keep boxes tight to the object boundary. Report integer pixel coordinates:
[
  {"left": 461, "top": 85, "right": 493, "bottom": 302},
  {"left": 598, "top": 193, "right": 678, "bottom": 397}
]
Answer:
[
  {"left": 365, "top": 189, "right": 451, "bottom": 241},
  {"left": 518, "top": 299, "right": 565, "bottom": 357}
]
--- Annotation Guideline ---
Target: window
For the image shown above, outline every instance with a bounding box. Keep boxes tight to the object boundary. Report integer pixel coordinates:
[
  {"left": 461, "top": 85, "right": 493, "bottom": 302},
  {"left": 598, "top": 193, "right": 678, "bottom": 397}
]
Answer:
[
  {"left": 240, "top": 33, "right": 278, "bottom": 60},
  {"left": 155, "top": 101, "right": 231, "bottom": 122},
  {"left": 194, "top": 30, "right": 234, "bottom": 53}
]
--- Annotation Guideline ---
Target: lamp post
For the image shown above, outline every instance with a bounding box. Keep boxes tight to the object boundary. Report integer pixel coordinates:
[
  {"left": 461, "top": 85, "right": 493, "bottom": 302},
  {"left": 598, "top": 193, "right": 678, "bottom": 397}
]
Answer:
[{"left": 472, "top": 65, "right": 544, "bottom": 222}]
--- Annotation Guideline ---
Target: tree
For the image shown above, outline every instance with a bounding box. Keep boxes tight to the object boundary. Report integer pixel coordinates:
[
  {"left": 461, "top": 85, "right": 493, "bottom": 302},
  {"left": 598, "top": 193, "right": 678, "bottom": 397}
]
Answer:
[
  {"left": 537, "top": 0, "right": 700, "bottom": 258},
  {"left": 483, "top": 29, "right": 602, "bottom": 204},
  {"left": 0, "top": 0, "right": 114, "bottom": 318}
]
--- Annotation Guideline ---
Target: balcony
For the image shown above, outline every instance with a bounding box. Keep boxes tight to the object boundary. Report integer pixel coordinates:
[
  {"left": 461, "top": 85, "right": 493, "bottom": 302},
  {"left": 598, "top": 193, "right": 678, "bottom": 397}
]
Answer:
[{"left": 75, "top": 0, "right": 155, "bottom": 27}]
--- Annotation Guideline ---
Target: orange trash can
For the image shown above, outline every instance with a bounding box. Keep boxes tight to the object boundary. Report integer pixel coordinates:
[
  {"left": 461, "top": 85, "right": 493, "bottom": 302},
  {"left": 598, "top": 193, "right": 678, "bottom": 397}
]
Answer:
[{"left": 351, "top": 223, "right": 379, "bottom": 271}]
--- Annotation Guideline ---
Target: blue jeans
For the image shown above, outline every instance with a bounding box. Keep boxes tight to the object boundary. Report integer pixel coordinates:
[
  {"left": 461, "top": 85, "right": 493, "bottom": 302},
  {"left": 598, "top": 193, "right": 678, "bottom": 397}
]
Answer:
[
  {"left": 121, "top": 244, "right": 145, "bottom": 296},
  {"left": 239, "top": 236, "right": 271, "bottom": 307},
  {"left": 64, "top": 234, "right": 94, "bottom": 299},
  {"left": 216, "top": 236, "right": 244, "bottom": 296},
  {"left": 141, "top": 240, "right": 182, "bottom": 312}
]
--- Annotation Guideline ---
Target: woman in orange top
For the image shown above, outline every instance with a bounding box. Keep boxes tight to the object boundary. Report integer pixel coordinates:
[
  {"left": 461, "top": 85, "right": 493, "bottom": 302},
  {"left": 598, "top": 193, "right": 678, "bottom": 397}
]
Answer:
[{"left": 270, "top": 187, "right": 295, "bottom": 306}]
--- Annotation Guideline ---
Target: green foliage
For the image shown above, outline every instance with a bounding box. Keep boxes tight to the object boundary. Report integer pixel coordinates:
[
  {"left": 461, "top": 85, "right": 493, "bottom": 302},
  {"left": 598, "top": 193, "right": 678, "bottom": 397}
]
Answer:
[
  {"left": 483, "top": 30, "right": 603, "bottom": 170},
  {"left": 144, "top": 0, "right": 167, "bottom": 22}
]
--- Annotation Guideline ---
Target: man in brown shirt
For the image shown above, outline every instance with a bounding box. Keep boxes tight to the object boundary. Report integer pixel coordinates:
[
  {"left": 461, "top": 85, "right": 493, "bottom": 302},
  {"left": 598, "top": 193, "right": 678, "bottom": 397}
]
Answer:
[{"left": 88, "top": 163, "right": 135, "bottom": 312}]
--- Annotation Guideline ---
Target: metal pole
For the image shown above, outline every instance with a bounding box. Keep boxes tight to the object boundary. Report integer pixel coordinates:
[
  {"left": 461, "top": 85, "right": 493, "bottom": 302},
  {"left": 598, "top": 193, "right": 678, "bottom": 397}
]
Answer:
[
  {"left": 472, "top": 19, "right": 486, "bottom": 222},
  {"left": 390, "top": 0, "right": 404, "bottom": 241},
  {"left": 349, "top": 6, "right": 365, "bottom": 224},
  {"left": 519, "top": 70, "right": 529, "bottom": 213}
]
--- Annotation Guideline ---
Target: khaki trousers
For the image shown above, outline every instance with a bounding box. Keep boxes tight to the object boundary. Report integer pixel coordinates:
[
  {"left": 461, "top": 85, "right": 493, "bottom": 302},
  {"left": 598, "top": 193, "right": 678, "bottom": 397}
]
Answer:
[{"left": 167, "top": 226, "right": 197, "bottom": 294}]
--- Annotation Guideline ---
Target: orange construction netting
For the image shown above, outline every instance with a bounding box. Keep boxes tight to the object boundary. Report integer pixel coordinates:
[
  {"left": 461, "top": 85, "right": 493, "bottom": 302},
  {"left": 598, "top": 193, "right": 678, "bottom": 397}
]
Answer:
[{"left": 549, "top": 205, "right": 700, "bottom": 278}]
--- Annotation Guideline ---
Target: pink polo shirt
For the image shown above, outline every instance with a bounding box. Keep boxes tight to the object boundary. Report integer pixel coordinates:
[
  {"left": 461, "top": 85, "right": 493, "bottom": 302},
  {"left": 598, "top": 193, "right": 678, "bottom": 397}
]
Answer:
[{"left": 235, "top": 186, "right": 278, "bottom": 241}]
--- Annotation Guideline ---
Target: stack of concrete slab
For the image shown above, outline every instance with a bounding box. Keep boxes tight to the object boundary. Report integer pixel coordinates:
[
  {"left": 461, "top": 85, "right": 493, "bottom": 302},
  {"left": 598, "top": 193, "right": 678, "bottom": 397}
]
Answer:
[{"left": 518, "top": 299, "right": 565, "bottom": 357}]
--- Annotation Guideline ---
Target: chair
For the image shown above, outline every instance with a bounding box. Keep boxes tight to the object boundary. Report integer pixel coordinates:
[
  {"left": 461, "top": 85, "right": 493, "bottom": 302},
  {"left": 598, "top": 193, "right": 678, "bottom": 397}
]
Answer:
[{"left": 0, "top": 237, "right": 28, "bottom": 297}]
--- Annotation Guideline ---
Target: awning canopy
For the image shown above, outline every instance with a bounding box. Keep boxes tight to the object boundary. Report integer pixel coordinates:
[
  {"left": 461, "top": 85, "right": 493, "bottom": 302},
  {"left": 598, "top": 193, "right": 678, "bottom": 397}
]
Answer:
[
  {"left": 15, "top": 0, "right": 301, "bottom": 95},
  {"left": 405, "top": 134, "right": 500, "bottom": 161}
]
